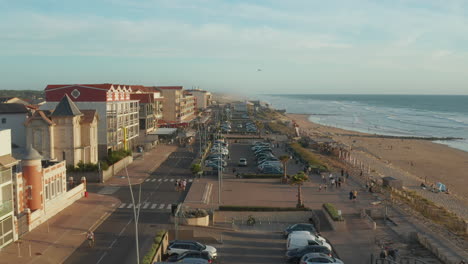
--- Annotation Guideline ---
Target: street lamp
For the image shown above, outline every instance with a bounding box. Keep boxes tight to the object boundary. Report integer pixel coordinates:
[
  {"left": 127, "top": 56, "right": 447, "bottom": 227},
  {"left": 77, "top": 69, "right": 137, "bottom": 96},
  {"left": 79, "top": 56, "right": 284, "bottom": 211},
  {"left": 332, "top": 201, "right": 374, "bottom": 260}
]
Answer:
[{"left": 125, "top": 166, "right": 141, "bottom": 264}]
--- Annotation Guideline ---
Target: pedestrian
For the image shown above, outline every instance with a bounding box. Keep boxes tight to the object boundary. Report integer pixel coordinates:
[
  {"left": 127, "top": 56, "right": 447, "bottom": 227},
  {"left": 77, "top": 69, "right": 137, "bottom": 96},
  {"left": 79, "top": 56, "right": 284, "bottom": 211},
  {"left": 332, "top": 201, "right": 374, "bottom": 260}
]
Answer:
[
  {"left": 329, "top": 173, "right": 333, "bottom": 181},
  {"left": 323, "top": 184, "right": 327, "bottom": 191},
  {"left": 379, "top": 248, "right": 388, "bottom": 259},
  {"left": 349, "top": 191, "right": 353, "bottom": 200},
  {"left": 360, "top": 170, "right": 363, "bottom": 177},
  {"left": 318, "top": 184, "right": 322, "bottom": 192},
  {"left": 182, "top": 179, "right": 187, "bottom": 191},
  {"left": 232, "top": 167, "right": 236, "bottom": 173},
  {"left": 322, "top": 174, "right": 326, "bottom": 183},
  {"left": 86, "top": 230, "right": 95, "bottom": 248},
  {"left": 178, "top": 180, "right": 183, "bottom": 192},
  {"left": 345, "top": 171, "right": 349, "bottom": 179},
  {"left": 330, "top": 178, "right": 335, "bottom": 188},
  {"left": 335, "top": 178, "right": 339, "bottom": 188},
  {"left": 353, "top": 190, "right": 358, "bottom": 201},
  {"left": 340, "top": 169, "right": 344, "bottom": 177},
  {"left": 175, "top": 180, "right": 180, "bottom": 191},
  {"left": 338, "top": 177, "right": 342, "bottom": 188}
]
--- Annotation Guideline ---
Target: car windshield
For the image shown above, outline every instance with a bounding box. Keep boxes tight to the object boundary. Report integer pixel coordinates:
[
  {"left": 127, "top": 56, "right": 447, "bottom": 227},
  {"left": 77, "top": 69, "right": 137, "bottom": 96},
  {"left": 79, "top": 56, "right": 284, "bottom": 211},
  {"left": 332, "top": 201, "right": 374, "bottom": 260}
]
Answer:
[{"left": 195, "top": 242, "right": 206, "bottom": 249}]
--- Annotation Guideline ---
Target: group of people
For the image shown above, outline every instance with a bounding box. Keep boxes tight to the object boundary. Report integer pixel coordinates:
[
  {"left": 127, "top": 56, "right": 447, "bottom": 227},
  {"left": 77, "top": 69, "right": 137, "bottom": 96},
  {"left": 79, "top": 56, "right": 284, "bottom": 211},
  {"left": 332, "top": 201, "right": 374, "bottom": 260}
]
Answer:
[
  {"left": 175, "top": 179, "right": 187, "bottom": 192},
  {"left": 318, "top": 172, "right": 345, "bottom": 191}
]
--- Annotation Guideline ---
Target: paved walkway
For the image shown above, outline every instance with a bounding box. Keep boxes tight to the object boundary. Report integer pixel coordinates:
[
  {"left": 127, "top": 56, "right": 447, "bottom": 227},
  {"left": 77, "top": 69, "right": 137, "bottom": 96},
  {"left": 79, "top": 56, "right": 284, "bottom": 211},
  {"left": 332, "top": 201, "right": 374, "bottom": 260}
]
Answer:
[{"left": 0, "top": 193, "right": 118, "bottom": 264}]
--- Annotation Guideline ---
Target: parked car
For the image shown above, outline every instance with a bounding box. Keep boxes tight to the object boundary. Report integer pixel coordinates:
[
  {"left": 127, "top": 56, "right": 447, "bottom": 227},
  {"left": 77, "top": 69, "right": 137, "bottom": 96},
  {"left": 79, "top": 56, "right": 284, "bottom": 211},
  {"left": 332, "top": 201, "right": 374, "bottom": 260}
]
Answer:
[
  {"left": 285, "top": 245, "right": 331, "bottom": 263},
  {"left": 205, "top": 159, "right": 227, "bottom": 167},
  {"left": 238, "top": 158, "right": 247, "bottom": 167},
  {"left": 167, "top": 250, "right": 214, "bottom": 263},
  {"left": 167, "top": 241, "right": 217, "bottom": 259},
  {"left": 299, "top": 253, "right": 343, "bottom": 264},
  {"left": 286, "top": 231, "right": 331, "bottom": 251},
  {"left": 284, "top": 223, "right": 318, "bottom": 238}
]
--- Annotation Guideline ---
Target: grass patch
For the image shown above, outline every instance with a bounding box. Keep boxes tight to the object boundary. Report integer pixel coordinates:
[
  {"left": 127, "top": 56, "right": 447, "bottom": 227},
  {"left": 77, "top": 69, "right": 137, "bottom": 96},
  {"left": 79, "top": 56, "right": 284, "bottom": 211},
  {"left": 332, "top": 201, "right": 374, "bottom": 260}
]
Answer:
[
  {"left": 267, "top": 122, "right": 296, "bottom": 137},
  {"left": 323, "top": 203, "right": 344, "bottom": 221},
  {"left": 219, "top": 205, "right": 310, "bottom": 211},
  {"left": 289, "top": 142, "right": 329, "bottom": 171},
  {"left": 141, "top": 230, "right": 167, "bottom": 264}
]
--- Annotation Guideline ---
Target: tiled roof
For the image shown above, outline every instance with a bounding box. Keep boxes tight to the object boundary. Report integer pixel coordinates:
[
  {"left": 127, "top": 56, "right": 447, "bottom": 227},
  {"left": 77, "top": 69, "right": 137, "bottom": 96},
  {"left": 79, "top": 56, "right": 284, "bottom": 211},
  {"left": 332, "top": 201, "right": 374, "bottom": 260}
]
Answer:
[
  {"left": 0, "top": 154, "right": 18, "bottom": 168},
  {"left": 25, "top": 110, "right": 54, "bottom": 126},
  {"left": 0, "top": 103, "right": 28, "bottom": 114},
  {"left": 45, "top": 83, "right": 114, "bottom": 91},
  {"left": 80, "top": 110, "right": 98, "bottom": 124},
  {"left": 51, "top": 94, "right": 82, "bottom": 117}
]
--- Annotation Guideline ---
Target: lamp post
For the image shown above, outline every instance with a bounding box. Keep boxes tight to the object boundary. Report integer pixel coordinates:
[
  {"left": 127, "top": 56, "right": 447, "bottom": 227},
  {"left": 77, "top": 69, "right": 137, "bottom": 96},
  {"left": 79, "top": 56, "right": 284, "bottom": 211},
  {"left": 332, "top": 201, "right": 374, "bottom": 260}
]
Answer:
[{"left": 125, "top": 166, "right": 141, "bottom": 264}]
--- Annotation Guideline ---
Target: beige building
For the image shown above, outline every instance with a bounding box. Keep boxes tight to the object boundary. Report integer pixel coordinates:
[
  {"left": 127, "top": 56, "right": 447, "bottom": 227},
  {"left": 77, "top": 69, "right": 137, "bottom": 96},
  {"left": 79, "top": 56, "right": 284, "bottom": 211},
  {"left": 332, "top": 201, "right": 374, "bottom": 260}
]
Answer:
[
  {"left": 185, "top": 89, "right": 212, "bottom": 109},
  {"left": 156, "top": 86, "right": 196, "bottom": 124},
  {"left": 25, "top": 95, "right": 98, "bottom": 166}
]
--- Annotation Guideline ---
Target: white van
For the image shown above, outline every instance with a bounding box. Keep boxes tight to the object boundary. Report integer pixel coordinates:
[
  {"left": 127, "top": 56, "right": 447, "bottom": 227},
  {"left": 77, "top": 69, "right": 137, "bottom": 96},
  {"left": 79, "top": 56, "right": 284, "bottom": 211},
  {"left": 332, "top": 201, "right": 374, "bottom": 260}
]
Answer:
[{"left": 286, "top": 231, "right": 332, "bottom": 251}]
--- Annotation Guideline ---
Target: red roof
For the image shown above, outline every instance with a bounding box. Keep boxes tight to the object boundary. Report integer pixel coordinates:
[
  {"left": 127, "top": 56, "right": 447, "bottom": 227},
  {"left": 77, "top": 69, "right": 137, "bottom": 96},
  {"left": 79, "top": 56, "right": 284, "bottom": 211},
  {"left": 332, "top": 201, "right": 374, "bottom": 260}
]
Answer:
[
  {"left": 130, "top": 93, "right": 153, "bottom": 103},
  {"left": 45, "top": 84, "right": 114, "bottom": 91}
]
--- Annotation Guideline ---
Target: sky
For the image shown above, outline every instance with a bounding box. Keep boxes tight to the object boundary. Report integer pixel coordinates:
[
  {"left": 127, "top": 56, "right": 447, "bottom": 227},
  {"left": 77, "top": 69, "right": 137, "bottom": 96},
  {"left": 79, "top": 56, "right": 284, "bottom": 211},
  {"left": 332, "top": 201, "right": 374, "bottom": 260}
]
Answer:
[{"left": 1, "top": 0, "right": 468, "bottom": 95}]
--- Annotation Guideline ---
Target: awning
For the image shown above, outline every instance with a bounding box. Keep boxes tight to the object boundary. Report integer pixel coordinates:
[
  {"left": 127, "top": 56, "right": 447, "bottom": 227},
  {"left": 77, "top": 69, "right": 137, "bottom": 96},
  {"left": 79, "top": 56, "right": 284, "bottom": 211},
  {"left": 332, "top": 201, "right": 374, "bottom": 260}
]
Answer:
[{"left": 148, "top": 128, "right": 178, "bottom": 135}]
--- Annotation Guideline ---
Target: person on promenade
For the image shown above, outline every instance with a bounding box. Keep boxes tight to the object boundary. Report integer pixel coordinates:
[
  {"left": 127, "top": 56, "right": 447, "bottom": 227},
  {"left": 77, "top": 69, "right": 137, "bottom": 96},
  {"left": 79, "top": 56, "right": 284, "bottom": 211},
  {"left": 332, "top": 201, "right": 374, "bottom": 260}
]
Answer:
[
  {"left": 353, "top": 190, "right": 358, "bottom": 201},
  {"left": 86, "top": 230, "right": 95, "bottom": 248},
  {"left": 335, "top": 178, "right": 339, "bottom": 188},
  {"left": 338, "top": 177, "right": 342, "bottom": 188},
  {"left": 182, "top": 179, "right": 187, "bottom": 191},
  {"left": 346, "top": 171, "right": 349, "bottom": 179},
  {"left": 341, "top": 169, "right": 344, "bottom": 177},
  {"left": 330, "top": 178, "right": 335, "bottom": 188},
  {"left": 349, "top": 191, "right": 353, "bottom": 200},
  {"left": 318, "top": 184, "right": 322, "bottom": 192},
  {"left": 322, "top": 174, "right": 326, "bottom": 183}
]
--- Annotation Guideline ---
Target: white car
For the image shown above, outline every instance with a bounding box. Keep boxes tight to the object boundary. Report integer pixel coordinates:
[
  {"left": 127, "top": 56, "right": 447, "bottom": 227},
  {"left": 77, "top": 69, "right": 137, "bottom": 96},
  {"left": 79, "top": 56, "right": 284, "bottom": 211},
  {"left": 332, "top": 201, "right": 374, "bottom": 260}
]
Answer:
[
  {"left": 287, "top": 231, "right": 332, "bottom": 251},
  {"left": 238, "top": 158, "right": 247, "bottom": 167},
  {"left": 167, "top": 240, "right": 217, "bottom": 259},
  {"left": 299, "top": 252, "right": 344, "bottom": 264}
]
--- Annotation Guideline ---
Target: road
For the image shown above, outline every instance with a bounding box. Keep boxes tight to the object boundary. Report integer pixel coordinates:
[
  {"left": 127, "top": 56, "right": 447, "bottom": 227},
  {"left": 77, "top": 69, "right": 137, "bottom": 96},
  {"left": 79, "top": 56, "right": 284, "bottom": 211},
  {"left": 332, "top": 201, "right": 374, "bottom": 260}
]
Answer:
[{"left": 64, "top": 146, "right": 197, "bottom": 264}]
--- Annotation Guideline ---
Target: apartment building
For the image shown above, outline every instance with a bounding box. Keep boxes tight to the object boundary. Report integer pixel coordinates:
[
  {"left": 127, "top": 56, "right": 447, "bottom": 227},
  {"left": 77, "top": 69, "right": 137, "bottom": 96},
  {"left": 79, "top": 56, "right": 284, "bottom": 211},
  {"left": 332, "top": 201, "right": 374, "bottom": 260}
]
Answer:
[
  {"left": 156, "top": 86, "right": 196, "bottom": 125},
  {"left": 25, "top": 95, "right": 99, "bottom": 166},
  {"left": 130, "top": 86, "right": 164, "bottom": 134},
  {"left": 0, "top": 104, "right": 29, "bottom": 149},
  {"left": 0, "top": 130, "right": 16, "bottom": 248},
  {"left": 185, "top": 89, "right": 212, "bottom": 109},
  {"left": 41, "top": 84, "right": 139, "bottom": 158}
]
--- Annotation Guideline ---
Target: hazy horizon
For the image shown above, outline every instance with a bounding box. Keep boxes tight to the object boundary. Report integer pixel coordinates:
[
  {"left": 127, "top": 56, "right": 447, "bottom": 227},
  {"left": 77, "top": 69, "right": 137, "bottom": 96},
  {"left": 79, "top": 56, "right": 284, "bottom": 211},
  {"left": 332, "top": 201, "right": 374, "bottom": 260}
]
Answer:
[{"left": 1, "top": 0, "right": 468, "bottom": 95}]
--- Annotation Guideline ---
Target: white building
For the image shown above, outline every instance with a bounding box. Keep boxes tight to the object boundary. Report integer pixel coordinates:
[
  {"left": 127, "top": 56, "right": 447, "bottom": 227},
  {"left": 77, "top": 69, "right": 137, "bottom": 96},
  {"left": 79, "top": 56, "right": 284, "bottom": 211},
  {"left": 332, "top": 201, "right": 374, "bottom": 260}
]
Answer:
[{"left": 0, "top": 104, "right": 29, "bottom": 149}]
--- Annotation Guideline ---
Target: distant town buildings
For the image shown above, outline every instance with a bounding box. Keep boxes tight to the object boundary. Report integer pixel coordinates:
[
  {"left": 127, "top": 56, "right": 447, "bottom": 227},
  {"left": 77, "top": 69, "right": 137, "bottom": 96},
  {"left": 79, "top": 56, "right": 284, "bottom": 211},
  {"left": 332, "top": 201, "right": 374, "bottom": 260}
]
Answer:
[
  {"left": 41, "top": 84, "right": 139, "bottom": 158},
  {"left": 0, "top": 97, "right": 29, "bottom": 105},
  {"left": 25, "top": 95, "right": 99, "bottom": 166},
  {"left": 130, "top": 86, "right": 164, "bottom": 134}
]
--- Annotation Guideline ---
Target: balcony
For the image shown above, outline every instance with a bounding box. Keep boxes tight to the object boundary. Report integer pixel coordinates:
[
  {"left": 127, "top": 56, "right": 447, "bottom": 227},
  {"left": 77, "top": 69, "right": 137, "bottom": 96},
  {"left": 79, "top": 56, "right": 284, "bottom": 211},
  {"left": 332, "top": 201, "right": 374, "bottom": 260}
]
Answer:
[
  {"left": 0, "top": 169, "right": 12, "bottom": 185},
  {"left": 0, "top": 200, "right": 13, "bottom": 218}
]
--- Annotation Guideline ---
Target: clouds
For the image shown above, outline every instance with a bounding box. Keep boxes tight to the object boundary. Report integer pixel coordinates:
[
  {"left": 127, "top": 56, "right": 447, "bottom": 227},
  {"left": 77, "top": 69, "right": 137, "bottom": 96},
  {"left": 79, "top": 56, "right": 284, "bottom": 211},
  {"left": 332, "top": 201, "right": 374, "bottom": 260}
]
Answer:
[{"left": 0, "top": 0, "right": 467, "bottom": 94}]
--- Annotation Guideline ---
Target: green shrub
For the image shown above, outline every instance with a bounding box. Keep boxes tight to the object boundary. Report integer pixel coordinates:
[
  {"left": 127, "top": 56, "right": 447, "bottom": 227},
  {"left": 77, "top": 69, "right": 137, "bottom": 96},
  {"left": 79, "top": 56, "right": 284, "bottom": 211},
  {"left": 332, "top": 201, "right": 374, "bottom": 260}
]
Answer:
[
  {"left": 184, "top": 209, "right": 208, "bottom": 218},
  {"left": 241, "top": 174, "right": 283, "bottom": 178},
  {"left": 323, "top": 203, "right": 343, "bottom": 221},
  {"left": 289, "top": 142, "right": 328, "bottom": 171},
  {"left": 219, "top": 205, "right": 310, "bottom": 211},
  {"left": 141, "top": 230, "right": 167, "bottom": 264},
  {"left": 67, "top": 161, "right": 99, "bottom": 172},
  {"left": 107, "top": 149, "right": 132, "bottom": 165},
  {"left": 190, "top": 163, "right": 202, "bottom": 175},
  {"left": 99, "top": 160, "right": 109, "bottom": 171}
]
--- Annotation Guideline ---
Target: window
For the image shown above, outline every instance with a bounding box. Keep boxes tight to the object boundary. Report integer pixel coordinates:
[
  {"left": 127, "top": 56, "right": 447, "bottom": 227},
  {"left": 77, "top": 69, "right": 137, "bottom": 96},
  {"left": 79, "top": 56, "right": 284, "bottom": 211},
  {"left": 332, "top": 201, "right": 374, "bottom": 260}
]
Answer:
[
  {"left": 1, "top": 118, "right": 6, "bottom": 124},
  {"left": 45, "top": 185, "right": 50, "bottom": 200},
  {"left": 56, "top": 180, "right": 61, "bottom": 194},
  {"left": 51, "top": 181, "right": 55, "bottom": 198}
]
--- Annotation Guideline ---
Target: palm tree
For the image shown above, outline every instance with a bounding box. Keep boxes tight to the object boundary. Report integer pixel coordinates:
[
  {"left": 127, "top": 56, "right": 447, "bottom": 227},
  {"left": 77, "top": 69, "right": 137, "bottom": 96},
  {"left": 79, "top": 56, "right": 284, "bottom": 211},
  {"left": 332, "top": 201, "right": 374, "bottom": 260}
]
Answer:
[
  {"left": 290, "top": 171, "right": 309, "bottom": 208},
  {"left": 279, "top": 155, "right": 290, "bottom": 183}
]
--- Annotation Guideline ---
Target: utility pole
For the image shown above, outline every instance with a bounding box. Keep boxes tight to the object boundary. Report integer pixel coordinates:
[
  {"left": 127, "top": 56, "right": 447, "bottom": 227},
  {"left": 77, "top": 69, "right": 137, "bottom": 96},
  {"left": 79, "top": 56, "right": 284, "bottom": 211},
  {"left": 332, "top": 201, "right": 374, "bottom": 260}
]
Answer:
[{"left": 125, "top": 166, "right": 141, "bottom": 264}]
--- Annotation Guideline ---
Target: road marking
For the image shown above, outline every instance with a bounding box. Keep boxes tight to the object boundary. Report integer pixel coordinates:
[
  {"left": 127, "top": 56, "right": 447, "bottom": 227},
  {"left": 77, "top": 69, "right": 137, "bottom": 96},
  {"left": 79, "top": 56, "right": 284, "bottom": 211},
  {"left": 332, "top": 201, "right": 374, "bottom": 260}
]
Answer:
[
  {"left": 151, "top": 203, "right": 158, "bottom": 209},
  {"left": 164, "top": 179, "right": 168, "bottom": 182},
  {"left": 166, "top": 204, "right": 172, "bottom": 210},
  {"left": 189, "top": 179, "right": 193, "bottom": 182},
  {"left": 108, "top": 239, "right": 117, "bottom": 249},
  {"left": 170, "top": 179, "right": 174, "bottom": 182},
  {"left": 119, "top": 203, "right": 126, "bottom": 208},
  {"left": 96, "top": 252, "right": 108, "bottom": 264},
  {"left": 127, "top": 204, "right": 133, "bottom": 209},
  {"left": 145, "top": 179, "right": 150, "bottom": 182},
  {"left": 142, "top": 202, "right": 150, "bottom": 209},
  {"left": 97, "top": 186, "right": 120, "bottom": 195},
  {"left": 158, "top": 204, "right": 165, "bottom": 209},
  {"left": 151, "top": 179, "right": 156, "bottom": 182},
  {"left": 158, "top": 179, "right": 162, "bottom": 182}
]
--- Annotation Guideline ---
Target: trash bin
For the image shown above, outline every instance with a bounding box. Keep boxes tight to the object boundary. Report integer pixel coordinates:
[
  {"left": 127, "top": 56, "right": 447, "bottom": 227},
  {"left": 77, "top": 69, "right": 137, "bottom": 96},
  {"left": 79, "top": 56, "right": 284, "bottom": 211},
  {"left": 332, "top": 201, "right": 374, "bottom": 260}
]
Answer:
[{"left": 85, "top": 191, "right": 88, "bottom": 198}]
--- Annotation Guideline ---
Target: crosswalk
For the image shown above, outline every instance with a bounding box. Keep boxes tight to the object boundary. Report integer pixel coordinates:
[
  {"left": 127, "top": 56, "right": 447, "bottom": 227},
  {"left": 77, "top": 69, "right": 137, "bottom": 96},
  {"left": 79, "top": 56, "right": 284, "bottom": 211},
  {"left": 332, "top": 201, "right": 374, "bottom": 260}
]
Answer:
[
  {"left": 118, "top": 202, "right": 173, "bottom": 211},
  {"left": 144, "top": 178, "right": 194, "bottom": 183}
]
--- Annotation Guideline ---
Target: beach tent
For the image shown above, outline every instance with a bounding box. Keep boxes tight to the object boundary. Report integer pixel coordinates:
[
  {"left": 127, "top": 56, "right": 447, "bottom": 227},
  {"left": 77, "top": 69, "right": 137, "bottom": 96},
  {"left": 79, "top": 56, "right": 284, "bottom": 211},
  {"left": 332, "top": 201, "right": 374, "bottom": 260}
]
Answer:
[{"left": 436, "top": 182, "right": 447, "bottom": 192}]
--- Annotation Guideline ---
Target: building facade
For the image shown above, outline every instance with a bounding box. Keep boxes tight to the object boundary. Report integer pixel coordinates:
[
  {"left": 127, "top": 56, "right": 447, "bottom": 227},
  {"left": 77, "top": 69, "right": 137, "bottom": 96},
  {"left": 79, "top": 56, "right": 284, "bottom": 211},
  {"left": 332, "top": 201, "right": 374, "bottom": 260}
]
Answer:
[
  {"left": 0, "top": 130, "right": 16, "bottom": 249},
  {"left": 25, "top": 95, "right": 99, "bottom": 166},
  {"left": 130, "top": 86, "right": 164, "bottom": 134},
  {"left": 185, "top": 89, "right": 212, "bottom": 109},
  {"left": 0, "top": 104, "right": 29, "bottom": 149},
  {"left": 41, "top": 84, "right": 139, "bottom": 158},
  {"left": 156, "top": 86, "right": 196, "bottom": 125}
]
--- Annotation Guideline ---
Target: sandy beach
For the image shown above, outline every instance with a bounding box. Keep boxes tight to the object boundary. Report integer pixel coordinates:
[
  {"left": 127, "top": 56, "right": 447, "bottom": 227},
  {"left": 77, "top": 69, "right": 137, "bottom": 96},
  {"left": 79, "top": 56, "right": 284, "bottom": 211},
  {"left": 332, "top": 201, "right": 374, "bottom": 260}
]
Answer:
[{"left": 287, "top": 113, "right": 468, "bottom": 215}]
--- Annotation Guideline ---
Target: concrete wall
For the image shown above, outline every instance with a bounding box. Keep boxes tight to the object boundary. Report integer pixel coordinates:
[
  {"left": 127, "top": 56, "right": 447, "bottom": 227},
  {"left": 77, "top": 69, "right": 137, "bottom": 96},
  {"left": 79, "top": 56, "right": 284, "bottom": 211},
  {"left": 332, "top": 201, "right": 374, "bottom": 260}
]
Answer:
[
  {"left": 0, "top": 129, "right": 12, "bottom": 156},
  {"left": 0, "top": 113, "right": 27, "bottom": 148},
  {"left": 26, "top": 120, "right": 54, "bottom": 160},
  {"left": 321, "top": 207, "right": 346, "bottom": 231},
  {"left": 102, "top": 155, "right": 133, "bottom": 182},
  {"left": 151, "top": 231, "right": 169, "bottom": 263}
]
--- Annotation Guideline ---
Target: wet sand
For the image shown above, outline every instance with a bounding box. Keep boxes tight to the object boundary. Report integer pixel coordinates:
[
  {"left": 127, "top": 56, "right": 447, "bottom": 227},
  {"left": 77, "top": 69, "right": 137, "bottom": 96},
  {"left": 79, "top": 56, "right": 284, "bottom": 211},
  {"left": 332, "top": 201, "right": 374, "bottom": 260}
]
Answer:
[{"left": 287, "top": 113, "right": 468, "bottom": 203}]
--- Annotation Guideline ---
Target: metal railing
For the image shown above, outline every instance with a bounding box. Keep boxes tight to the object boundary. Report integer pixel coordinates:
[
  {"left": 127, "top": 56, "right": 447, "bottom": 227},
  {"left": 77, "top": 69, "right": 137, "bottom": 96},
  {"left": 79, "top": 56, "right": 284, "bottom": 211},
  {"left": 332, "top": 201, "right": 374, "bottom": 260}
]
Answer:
[{"left": 0, "top": 200, "right": 13, "bottom": 218}]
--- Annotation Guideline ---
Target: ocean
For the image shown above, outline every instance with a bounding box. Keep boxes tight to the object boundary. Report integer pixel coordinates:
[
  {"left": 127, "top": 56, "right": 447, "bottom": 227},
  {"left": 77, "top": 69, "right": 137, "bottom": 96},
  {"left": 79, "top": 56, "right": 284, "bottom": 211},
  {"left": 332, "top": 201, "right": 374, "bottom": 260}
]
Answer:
[{"left": 255, "top": 94, "right": 468, "bottom": 153}]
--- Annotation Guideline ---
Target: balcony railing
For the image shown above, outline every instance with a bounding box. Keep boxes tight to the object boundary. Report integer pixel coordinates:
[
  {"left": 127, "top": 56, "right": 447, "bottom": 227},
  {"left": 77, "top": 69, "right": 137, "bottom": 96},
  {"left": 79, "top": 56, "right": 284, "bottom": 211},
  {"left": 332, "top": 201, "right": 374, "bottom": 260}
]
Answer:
[
  {"left": 0, "top": 169, "right": 12, "bottom": 185},
  {"left": 0, "top": 200, "right": 13, "bottom": 218}
]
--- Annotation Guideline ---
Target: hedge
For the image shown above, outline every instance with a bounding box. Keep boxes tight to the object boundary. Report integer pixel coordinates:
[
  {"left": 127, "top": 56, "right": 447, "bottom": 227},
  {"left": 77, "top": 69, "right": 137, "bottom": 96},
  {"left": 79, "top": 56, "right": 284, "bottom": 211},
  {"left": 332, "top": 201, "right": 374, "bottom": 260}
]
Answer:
[
  {"left": 141, "top": 230, "right": 167, "bottom": 264},
  {"left": 219, "top": 205, "right": 310, "bottom": 211},
  {"left": 323, "top": 203, "right": 343, "bottom": 221},
  {"left": 289, "top": 142, "right": 328, "bottom": 171},
  {"left": 241, "top": 174, "right": 283, "bottom": 179}
]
